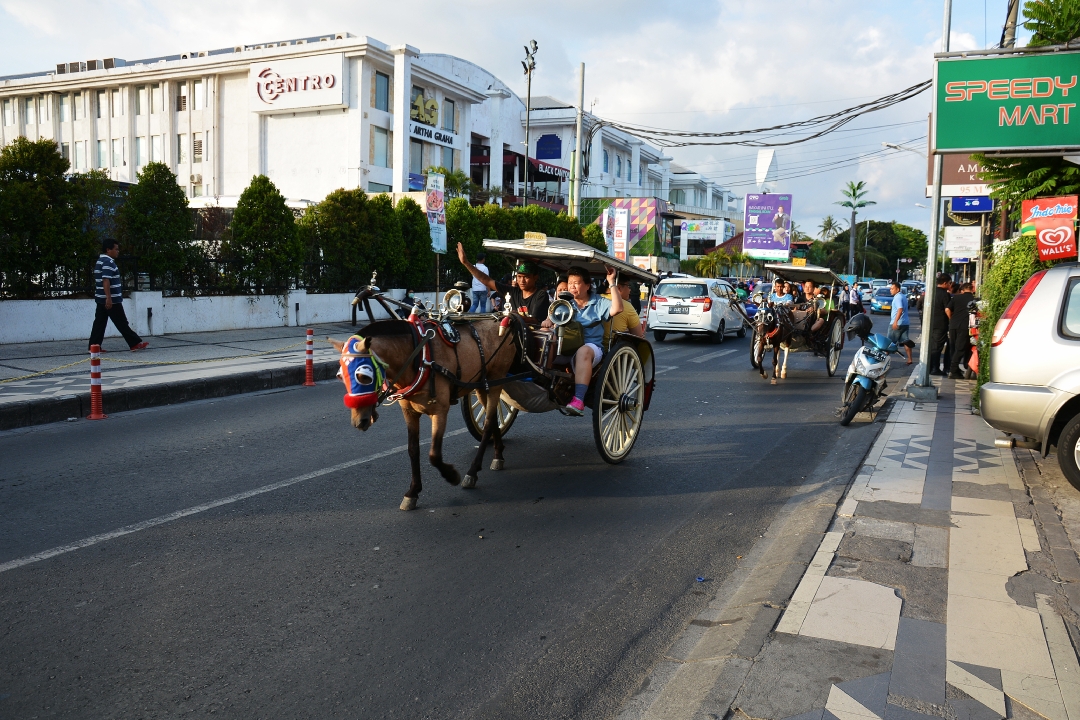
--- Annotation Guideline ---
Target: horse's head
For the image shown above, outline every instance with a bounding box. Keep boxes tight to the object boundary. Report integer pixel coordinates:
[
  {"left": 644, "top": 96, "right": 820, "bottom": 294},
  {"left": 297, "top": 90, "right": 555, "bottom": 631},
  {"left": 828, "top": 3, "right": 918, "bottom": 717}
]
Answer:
[
  {"left": 330, "top": 335, "right": 385, "bottom": 431},
  {"left": 759, "top": 305, "right": 779, "bottom": 335}
]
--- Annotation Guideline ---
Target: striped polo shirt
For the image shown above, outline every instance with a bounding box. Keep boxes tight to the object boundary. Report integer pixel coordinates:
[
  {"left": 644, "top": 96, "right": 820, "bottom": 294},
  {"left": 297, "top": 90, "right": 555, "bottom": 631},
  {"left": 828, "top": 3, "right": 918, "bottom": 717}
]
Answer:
[{"left": 94, "top": 254, "right": 122, "bottom": 301}]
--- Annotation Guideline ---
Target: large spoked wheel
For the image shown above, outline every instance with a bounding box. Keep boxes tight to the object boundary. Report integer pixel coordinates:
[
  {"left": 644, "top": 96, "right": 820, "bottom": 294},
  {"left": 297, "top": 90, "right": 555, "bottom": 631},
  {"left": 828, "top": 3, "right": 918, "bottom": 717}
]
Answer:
[
  {"left": 751, "top": 327, "right": 765, "bottom": 370},
  {"left": 826, "top": 319, "right": 844, "bottom": 377},
  {"left": 461, "top": 390, "right": 518, "bottom": 441},
  {"left": 592, "top": 344, "right": 646, "bottom": 464}
]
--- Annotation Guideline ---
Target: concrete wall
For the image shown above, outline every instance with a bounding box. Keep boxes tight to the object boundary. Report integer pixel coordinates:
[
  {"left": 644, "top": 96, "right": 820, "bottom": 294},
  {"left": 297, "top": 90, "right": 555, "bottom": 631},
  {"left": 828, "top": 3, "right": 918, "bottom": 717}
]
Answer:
[{"left": 0, "top": 291, "right": 388, "bottom": 345}]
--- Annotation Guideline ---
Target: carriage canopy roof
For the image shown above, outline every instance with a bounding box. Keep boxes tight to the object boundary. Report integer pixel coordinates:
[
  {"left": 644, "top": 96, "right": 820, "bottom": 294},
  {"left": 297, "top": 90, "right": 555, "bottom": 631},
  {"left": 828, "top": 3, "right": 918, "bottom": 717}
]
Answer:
[
  {"left": 764, "top": 263, "right": 845, "bottom": 287},
  {"left": 482, "top": 236, "right": 659, "bottom": 285}
]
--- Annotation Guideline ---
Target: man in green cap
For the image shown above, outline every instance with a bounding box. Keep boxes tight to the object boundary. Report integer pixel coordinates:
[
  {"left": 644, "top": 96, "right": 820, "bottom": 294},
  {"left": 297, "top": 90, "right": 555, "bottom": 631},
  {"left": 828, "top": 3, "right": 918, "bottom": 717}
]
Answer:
[{"left": 456, "top": 242, "right": 550, "bottom": 324}]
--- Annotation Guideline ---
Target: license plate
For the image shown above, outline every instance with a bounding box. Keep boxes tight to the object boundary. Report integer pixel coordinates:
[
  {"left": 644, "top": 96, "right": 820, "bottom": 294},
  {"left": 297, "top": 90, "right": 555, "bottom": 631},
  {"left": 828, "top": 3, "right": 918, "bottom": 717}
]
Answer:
[{"left": 669, "top": 305, "right": 690, "bottom": 314}]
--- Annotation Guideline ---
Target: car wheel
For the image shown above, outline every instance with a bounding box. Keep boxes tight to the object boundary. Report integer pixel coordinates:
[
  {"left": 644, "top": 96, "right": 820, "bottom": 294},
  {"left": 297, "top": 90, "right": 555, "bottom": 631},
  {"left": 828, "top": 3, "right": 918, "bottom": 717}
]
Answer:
[
  {"left": 1059, "top": 414, "right": 1080, "bottom": 490},
  {"left": 736, "top": 322, "right": 747, "bottom": 339},
  {"left": 653, "top": 330, "right": 667, "bottom": 343},
  {"left": 710, "top": 320, "right": 725, "bottom": 344}
]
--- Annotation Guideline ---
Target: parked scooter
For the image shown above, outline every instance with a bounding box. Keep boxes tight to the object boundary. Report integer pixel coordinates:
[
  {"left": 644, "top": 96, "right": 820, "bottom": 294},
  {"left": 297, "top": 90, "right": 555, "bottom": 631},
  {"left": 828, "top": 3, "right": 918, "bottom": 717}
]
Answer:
[{"left": 839, "top": 314, "right": 900, "bottom": 426}]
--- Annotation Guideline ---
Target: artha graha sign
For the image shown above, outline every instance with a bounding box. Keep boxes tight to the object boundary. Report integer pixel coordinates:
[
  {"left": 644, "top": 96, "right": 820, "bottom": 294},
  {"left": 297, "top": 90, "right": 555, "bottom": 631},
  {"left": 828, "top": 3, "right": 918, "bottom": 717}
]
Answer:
[
  {"left": 934, "top": 51, "right": 1080, "bottom": 153},
  {"left": 1021, "top": 196, "right": 1078, "bottom": 262},
  {"left": 249, "top": 53, "right": 345, "bottom": 113}
]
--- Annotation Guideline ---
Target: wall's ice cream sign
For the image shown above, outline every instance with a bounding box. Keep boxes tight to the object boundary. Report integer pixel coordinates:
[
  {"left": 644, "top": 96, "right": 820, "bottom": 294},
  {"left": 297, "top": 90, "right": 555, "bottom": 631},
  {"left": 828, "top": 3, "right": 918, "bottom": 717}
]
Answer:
[{"left": 1021, "top": 196, "right": 1077, "bottom": 262}]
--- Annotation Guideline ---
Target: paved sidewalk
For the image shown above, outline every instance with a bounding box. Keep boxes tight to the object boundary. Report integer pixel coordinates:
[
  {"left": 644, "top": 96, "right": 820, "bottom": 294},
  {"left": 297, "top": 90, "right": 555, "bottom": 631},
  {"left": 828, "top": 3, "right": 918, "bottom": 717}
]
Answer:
[
  {"left": 734, "top": 380, "right": 1080, "bottom": 720},
  {"left": 0, "top": 324, "right": 359, "bottom": 429}
]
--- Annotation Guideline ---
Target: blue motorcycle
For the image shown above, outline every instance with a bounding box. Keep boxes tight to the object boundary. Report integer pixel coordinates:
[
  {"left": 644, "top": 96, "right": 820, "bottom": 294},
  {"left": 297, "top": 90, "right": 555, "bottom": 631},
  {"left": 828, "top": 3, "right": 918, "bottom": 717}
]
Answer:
[{"left": 840, "top": 314, "right": 899, "bottom": 426}]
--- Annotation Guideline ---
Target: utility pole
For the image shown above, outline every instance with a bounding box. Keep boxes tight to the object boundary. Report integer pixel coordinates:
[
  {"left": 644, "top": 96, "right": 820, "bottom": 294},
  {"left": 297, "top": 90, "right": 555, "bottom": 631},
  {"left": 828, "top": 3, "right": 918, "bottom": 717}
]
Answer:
[
  {"left": 521, "top": 41, "right": 538, "bottom": 207},
  {"left": 572, "top": 62, "right": 585, "bottom": 219},
  {"left": 861, "top": 218, "right": 870, "bottom": 279},
  {"left": 1002, "top": 0, "right": 1020, "bottom": 48},
  {"left": 914, "top": 0, "right": 952, "bottom": 395}
]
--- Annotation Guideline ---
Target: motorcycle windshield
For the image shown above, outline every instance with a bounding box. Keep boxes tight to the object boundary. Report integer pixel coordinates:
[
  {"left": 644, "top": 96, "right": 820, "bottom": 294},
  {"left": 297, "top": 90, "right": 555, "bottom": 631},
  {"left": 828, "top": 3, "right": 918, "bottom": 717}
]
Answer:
[{"left": 868, "top": 334, "right": 894, "bottom": 351}]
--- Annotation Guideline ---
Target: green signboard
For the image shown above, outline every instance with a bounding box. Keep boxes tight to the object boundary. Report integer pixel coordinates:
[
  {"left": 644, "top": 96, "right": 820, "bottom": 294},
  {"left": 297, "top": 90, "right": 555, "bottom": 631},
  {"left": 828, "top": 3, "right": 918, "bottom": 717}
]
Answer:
[{"left": 934, "top": 51, "right": 1080, "bottom": 153}]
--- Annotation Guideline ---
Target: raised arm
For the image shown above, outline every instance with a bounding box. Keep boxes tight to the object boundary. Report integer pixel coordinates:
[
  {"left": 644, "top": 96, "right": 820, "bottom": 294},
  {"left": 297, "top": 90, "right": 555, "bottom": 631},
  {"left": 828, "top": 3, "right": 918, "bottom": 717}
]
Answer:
[
  {"left": 606, "top": 267, "right": 623, "bottom": 316},
  {"left": 456, "top": 242, "right": 496, "bottom": 292}
]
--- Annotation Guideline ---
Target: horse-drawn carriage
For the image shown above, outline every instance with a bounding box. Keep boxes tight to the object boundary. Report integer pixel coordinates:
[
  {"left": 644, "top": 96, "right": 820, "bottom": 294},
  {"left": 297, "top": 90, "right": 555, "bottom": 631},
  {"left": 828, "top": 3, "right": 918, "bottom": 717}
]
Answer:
[
  {"left": 750, "top": 263, "right": 846, "bottom": 381},
  {"left": 339, "top": 235, "right": 658, "bottom": 509}
]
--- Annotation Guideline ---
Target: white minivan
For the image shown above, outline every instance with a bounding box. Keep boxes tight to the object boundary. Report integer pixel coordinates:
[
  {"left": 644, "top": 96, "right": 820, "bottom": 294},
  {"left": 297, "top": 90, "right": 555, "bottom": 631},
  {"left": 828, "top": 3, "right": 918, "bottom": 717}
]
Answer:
[{"left": 646, "top": 277, "right": 748, "bottom": 343}]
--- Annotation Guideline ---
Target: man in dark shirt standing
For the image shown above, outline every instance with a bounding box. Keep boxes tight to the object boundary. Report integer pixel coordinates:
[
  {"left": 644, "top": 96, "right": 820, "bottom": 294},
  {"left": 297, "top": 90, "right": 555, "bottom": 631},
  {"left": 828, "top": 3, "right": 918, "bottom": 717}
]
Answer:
[
  {"left": 89, "top": 239, "right": 148, "bottom": 352},
  {"left": 946, "top": 282, "right": 975, "bottom": 379},
  {"left": 456, "top": 243, "right": 550, "bottom": 324},
  {"left": 928, "top": 273, "right": 952, "bottom": 376}
]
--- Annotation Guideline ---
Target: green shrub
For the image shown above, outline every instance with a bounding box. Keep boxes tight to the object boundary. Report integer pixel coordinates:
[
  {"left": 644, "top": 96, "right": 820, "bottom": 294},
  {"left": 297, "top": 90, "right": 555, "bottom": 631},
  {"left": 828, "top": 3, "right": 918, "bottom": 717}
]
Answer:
[
  {"left": 223, "top": 175, "right": 301, "bottom": 292},
  {"left": 118, "top": 162, "right": 192, "bottom": 285},
  {"left": 396, "top": 196, "right": 434, "bottom": 291}
]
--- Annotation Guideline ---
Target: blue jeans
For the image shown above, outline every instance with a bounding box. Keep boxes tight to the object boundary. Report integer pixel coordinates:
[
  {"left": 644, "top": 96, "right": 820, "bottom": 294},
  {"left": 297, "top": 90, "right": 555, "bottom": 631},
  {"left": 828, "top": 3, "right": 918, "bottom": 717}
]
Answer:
[
  {"left": 888, "top": 325, "right": 911, "bottom": 346},
  {"left": 472, "top": 291, "right": 488, "bottom": 313}
]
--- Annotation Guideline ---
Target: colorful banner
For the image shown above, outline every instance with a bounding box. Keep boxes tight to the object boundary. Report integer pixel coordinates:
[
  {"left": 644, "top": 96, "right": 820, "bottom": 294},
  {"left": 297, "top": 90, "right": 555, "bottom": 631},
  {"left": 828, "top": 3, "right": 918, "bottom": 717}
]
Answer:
[
  {"left": 426, "top": 173, "right": 446, "bottom": 254},
  {"left": 613, "top": 208, "right": 629, "bottom": 260},
  {"left": 1022, "top": 195, "right": 1078, "bottom": 262},
  {"left": 743, "top": 193, "right": 792, "bottom": 260}
]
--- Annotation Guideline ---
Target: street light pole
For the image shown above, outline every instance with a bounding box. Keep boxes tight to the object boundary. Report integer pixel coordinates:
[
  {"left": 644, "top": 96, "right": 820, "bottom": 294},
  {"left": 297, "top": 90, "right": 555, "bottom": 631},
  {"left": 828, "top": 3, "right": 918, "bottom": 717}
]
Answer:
[
  {"left": 862, "top": 218, "right": 870, "bottom": 279},
  {"left": 521, "top": 41, "right": 538, "bottom": 208},
  {"left": 572, "top": 62, "right": 584, "bottom": 218}
]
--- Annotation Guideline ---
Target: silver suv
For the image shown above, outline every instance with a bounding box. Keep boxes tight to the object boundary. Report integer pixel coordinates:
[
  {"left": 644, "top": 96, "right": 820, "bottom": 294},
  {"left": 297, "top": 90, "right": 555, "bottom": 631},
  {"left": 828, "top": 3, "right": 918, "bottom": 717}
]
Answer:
[{"left": 981, "top": 263, "right": 1080, "bottom": 486}]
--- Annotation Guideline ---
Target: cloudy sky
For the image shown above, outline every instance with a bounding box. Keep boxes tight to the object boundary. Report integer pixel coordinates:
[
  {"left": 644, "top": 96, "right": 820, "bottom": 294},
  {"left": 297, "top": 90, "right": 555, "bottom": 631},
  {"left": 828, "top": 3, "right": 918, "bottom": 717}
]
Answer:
[{"left": 0, "top": 0, "right": 1028, "bottom": 239}]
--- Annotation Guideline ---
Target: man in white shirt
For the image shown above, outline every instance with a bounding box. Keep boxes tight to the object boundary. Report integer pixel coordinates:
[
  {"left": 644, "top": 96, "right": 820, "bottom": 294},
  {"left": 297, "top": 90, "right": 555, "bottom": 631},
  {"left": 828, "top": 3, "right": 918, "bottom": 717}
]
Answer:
[{"left": 472, "top": 252, "right": 490, "bottom": 312}]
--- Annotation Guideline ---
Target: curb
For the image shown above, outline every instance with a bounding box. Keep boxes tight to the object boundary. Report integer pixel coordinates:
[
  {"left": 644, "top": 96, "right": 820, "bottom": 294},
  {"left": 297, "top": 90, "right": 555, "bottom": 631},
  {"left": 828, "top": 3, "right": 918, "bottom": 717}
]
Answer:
[{"left": 0, "top": 360, "right": 340, "bottom": 431}]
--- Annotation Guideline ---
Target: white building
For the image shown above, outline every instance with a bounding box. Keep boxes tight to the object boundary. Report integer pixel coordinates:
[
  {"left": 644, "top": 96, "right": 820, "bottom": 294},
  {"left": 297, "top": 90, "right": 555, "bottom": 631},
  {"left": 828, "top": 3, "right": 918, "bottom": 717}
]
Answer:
[{"left": 0, "top": 32, "right": 739, "bottom": 255}]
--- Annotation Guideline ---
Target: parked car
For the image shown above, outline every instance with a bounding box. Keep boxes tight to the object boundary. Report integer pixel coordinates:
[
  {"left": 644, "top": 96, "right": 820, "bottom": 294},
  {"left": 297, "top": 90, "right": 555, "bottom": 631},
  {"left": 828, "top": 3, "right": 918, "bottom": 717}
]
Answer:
[
  {"left": 869, "top": 287, "right": 894, "bottom": 315},
  {"left": 856, "top": 282, "right": 873, "bottom": 303},
  {"left": 981, "top": 264, "right": 1080, "bottom": 487},
  {"left": 870, "top": 279, "right": 890, "bottom": 293},
  {"left": 648, "top": 277, "right": 749, "bottom": 342}
]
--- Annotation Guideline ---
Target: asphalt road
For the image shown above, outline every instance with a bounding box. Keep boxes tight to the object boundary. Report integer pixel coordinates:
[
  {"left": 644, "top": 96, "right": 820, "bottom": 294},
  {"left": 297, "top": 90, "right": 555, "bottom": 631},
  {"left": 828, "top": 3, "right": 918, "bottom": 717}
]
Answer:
[{"left": 0, "top": 312, "right": 903, "bottom": 719}]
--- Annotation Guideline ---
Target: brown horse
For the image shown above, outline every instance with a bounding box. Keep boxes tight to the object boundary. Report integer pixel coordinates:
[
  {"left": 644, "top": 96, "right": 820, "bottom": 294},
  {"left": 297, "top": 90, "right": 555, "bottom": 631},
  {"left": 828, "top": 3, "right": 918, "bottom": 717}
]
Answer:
[
  {"left": 330, "top": 317, "right": 519, "bottom": 511},
  {"left": 755, "top": 305, "right": 797, "bottom": 384}
]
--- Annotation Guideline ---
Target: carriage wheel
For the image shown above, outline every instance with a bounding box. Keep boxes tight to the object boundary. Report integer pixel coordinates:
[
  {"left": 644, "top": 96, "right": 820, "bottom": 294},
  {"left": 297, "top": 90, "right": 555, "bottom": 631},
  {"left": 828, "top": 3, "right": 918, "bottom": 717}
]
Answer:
[
  {"left": 826, "top": 318, "right": 844, "bottom": 376},
  {"left": 750, "top": 327, "right": 765, "bottom": 370},
  {"left": 461, "top": 390, "right": 519, "bottom": 441},
  {"left": 592, "top": 344, "right": 645, "bottom": 464}
]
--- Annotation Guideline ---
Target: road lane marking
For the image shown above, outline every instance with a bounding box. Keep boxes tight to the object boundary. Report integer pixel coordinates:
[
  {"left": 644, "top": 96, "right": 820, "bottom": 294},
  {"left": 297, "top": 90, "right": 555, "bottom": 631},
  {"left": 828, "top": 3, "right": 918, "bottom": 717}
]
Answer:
[
  {"left": 655, "top": 366, "right": 680, "bottom": 375},
  {"left": 0, "top": 428, "right": 468, "bottom": 574},
  {"left": 691, "top": 349, "right": 738, "bottom": 363}
]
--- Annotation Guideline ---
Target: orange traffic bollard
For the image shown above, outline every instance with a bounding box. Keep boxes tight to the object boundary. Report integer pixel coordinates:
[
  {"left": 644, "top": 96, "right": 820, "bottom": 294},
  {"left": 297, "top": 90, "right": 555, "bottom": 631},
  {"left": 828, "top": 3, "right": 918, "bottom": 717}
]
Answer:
[
  {"left": 303, "top": 329, "right": 316, "bottom": 386},
  {"left": 87, "top": 345, "right": 107, "bottom": 419}
]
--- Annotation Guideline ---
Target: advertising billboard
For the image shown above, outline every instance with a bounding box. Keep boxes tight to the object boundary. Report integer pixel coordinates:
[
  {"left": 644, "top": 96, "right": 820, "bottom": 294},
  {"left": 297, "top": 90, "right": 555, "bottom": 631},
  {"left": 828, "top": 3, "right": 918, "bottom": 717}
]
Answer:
[
  {"left": 743, "top": 193, "right": 792, "bottom": 260},
  {"left": 945, "top": 226, "right": 981, "bottom": 257},
  {"left": 425, "top": 173, "right": 446, "bottom": 254},
  {"left": 1021, "top": 195, "right": 1078, "bottom": 262},
  {"left": 681, "top": 219, "right": 725, "bottom": 258},
  {"left": 249, "top": 53, "right": 346, "bottom": 113},
  {"left": 613, "top": 208, "right": 630, "bottom": 261},
  {"left": 934, "top": 52, "right": 1080, "bottom": 153}
]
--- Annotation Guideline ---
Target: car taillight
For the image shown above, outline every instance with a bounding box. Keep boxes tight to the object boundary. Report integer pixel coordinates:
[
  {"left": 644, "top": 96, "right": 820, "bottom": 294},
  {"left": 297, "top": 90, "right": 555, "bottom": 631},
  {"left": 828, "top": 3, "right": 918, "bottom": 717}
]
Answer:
[
  {"left": 651, "top": 295, "right": 666, "bottom": 310},
  {"left": 991, "top": 270, "right": 1047, "bottom": 347},
  {"left": 692, "top": 297, "right": 712, "bottom": 311}
]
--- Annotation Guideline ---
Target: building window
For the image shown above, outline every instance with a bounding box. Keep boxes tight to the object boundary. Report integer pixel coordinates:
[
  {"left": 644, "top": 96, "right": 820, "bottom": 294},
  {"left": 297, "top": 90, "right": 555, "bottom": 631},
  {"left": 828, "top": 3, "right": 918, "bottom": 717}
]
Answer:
[
  {"left": 74, "top": 93, "right": 85, "bottom": 121},
  {"left": 442, "top": 99, "right": 455, "bottom": 131},
  {"left": 97, "top": 140, "right": 107, "bottom": 168},
  {"left": 151, "top": 135, "right": 163, "bottom": 162},
  {"left": 96, "top": 90, "right": 106, "bottom": 119},
  {"left": 39, "top": 95, "right": 49, "bottom": 122},
  {"left": 193, "top": 132, "right": 203, "bottom": 164},
  {"left": 639, "top": 164, "right": 643, "bottom": 186},
  {"left": 135, "top": 137, "right": 146, "bottom": 167},
  {"left": 136, "top": 86, "right": 147, "bottom": 116},
  {"left": 669, "top": 189, "right": 686, "bottom": 204},
  {"left": 373, "top": 126, "right": 389, "bottom": 168},
  {"left": 151, "top": 84, "right": 162, "bottom": 114},
  {"left": 112, "top": 138, "right": 124, "bottom": 167},
  {"left": 1, "top": 99, "right": 11, "bottom": 126},
  {"left": 441, "top": 145, "right": 454, "bottom": 171},
  {"left": 74, "top": 141, "right": 85, "bottom": 170},
  {"left": 374, "top": 72, "right": 389, "bottom": 112},
  {"left": 368, "top": 181, "right": 392, "bottom": 193},
  {"left": 194, "top": 80, "right": 204, "bottom": 111},
  {"left": 626, "top": 161, "right": 631, "bottom": 183},
  {"left": 616, "top": 156, "right": 622, "bottom": 179},
  {"left": 177, "top": 134, "right": 188, "bottom": 164},
  {"left": 409, "top": 139, "right": 423, "bottom": 175},
  {"left": 193, "top": 184, "right": 203, "bottom": 197},
  {"left": 23, "top": 98, "right": 35, "bottom": 125},
  {"left": 59, "top": 94, "right": 70, "bottom": 122},
  {"left": 603, "top": 149, "right": 609, "bottom": 174},
  {"left": 176, "top": 83, "right": 188, "bottom": 112},
  {"left": 61, "top": 142, "right": 70, "bottom": 163},
  {"left": 111, "top": 89, "right": 122, "bottom": 118}
]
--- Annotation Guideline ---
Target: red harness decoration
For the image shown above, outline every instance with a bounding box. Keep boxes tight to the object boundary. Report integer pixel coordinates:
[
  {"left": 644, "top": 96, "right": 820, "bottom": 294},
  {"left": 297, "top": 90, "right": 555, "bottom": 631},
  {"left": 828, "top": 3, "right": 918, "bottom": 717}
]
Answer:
[{"left": 383, "top": 309, "right": 435, "bottom": 403}]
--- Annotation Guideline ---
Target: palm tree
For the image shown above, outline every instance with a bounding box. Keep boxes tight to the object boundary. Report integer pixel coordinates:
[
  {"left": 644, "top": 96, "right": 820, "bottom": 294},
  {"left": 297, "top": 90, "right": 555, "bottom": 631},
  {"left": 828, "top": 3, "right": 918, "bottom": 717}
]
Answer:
[
  {"left": 835, "top": 181, "right": 876, "bottom": 276},
  {"left": 818, "top": 215, "right": 844, "bottom": 242},
  {"left": 696, "top": 253, "right": 718, "bottom": 278}
]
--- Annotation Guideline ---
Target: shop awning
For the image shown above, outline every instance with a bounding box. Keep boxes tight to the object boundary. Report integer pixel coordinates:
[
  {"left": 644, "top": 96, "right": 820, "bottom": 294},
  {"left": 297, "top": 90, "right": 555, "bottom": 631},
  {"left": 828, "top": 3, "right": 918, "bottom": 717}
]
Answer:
[{"left": 530, "top": 158, "right": 570, "bottom": 181}]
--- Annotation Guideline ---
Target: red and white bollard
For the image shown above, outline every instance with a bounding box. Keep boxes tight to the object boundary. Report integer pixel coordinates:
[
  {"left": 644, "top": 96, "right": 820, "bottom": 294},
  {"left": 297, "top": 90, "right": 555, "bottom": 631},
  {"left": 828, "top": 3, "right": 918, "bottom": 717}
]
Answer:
[
  {"left": 87, "top": 345, "right": 107, "bottom": 420},
  {"left": 303, "top": 329, "right": 316, "bottom": 386}
]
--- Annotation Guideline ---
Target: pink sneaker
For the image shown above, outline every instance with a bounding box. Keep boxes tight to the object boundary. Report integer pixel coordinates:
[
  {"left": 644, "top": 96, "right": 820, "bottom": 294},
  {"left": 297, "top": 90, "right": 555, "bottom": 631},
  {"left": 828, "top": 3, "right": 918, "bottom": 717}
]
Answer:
[{"left": 566, "top": 397, "right": 585, "bottom": 415}]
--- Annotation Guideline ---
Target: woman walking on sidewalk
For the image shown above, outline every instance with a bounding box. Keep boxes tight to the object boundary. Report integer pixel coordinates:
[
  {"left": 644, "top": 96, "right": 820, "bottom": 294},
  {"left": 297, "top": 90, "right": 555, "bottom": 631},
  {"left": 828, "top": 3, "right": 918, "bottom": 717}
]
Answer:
[{"left": 88, "top": 239, "right": 148, "bottom": 352}]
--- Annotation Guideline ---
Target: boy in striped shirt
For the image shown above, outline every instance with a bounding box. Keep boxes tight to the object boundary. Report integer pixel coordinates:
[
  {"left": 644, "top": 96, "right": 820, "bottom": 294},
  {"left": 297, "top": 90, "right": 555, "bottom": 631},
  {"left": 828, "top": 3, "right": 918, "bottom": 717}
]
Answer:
[{"left": 89, "top": 239, "right": 148, "bottom": 352}]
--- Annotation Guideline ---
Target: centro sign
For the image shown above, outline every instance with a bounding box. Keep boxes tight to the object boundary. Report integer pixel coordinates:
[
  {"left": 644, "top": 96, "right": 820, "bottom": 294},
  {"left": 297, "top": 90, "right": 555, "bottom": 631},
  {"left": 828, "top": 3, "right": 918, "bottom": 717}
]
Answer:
[
  {"left": 249, "top": 53, "right": 345, "bottom": 113},
  {"left": 934, "top": 51, "right": 1080, "bottom": 153}
]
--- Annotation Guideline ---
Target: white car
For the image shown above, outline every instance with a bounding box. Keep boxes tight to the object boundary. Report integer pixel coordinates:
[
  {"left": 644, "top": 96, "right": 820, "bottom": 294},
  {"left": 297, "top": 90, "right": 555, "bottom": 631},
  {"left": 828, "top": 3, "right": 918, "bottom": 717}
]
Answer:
[
  {"left": 647, "top": 277, "right": 748, "bottom": 343},
  {"left": 856, "top": 282, "right": 873, "bottom": 303}
]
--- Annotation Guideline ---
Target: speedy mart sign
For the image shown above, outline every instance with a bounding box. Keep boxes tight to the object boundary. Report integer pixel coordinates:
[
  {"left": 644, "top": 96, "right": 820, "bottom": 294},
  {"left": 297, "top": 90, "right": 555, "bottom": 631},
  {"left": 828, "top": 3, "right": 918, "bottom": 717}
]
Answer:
[
  {"left": 934, "top": 51, "right": 1080, "bottom": 153},
  {"left": 1021, "top": 196, "right": 1078, "bottom": 262}
]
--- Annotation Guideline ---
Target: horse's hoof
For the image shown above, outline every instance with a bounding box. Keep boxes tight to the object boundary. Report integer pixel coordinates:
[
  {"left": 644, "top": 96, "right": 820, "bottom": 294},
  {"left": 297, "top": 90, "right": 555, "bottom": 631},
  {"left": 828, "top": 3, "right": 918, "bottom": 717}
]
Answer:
[
  {"left": 444, "top": 469, "right": 461, "bottom": 486},
  {"left": 490, "top": 459, "right": 504, "bottom": 471},
  {"left": 781, "top": 371, "right": 787, "bottom": 379},
  {"left": 771, "top": 378, "right": 777, "bottom": 385},
  {"left": 462, "top": 474, "right": 477, "bottom": 489},
  {"left": 400, "top": 497, "right": 417, "bottom": 511}
]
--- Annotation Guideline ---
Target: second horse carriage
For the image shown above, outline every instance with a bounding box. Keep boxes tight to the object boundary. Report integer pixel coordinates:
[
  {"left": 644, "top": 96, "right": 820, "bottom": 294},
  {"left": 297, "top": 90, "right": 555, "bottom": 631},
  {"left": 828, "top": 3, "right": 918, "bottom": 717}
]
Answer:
[{"left": 750, "top": 263, "right": 846, "bottom": 382}]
